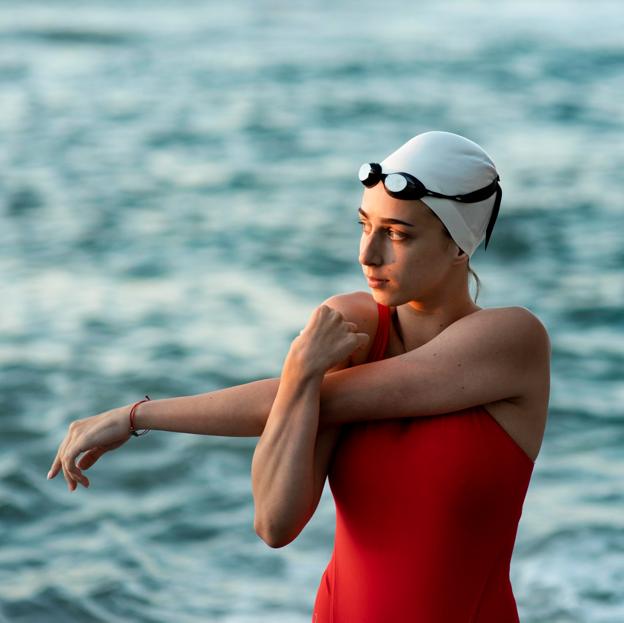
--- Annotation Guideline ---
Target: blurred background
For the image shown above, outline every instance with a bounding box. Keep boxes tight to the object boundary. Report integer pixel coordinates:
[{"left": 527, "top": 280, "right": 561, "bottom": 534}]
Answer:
[{"left": 1, "top": 1, "right": 623, "bottom": 621}]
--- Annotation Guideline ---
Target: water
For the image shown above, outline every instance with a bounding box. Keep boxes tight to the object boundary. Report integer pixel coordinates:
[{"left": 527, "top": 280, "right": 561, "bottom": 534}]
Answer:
[{"left": 1, "top": 1, "right": 623, "bottom": 621}]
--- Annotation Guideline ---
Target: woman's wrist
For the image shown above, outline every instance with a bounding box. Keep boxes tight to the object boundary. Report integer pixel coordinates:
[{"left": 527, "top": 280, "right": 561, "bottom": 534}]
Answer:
[
  {"left": 127, "top": 396, "right": 151, "bottom": 435},
  {"left": 283, "top": 348, "right": 326, "bottom": 384}
]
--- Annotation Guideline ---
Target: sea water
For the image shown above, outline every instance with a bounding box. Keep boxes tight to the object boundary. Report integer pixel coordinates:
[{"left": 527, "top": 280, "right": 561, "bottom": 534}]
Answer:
[{"left": 1, "top": 1, "right": 623, "bottom": 621}]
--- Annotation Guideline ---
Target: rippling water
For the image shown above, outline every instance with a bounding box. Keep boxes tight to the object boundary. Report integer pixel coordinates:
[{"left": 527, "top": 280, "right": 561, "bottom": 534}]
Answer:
[{"left": 2, "top": 1, "right": 623, "bottom": 621}]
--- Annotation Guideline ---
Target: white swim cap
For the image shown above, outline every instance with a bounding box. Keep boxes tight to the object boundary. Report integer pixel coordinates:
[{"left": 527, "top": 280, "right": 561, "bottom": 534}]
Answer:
[{"left": 378, "top": 130, "right": 502, "bottom": 257}]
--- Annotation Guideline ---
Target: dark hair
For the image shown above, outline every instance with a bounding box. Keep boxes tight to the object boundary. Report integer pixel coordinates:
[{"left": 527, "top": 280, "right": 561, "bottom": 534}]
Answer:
[{"left": 439, "top": 223, "right": 482, "bottom": 303}]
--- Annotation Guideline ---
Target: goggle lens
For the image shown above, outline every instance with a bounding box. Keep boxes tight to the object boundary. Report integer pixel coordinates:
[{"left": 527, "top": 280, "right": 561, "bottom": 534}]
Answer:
[
  {"left": 358, "top": 163, "right": 379, "bottom": 186},
  {"left": 383, "top": 173, "right": 408, "bottom": 193},
  {"left": 358, "top": 163, "right": 371, "bottom": 183}
]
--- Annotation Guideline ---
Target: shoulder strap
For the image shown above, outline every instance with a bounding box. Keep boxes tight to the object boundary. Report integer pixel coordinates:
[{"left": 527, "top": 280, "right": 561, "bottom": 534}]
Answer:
[{"left": 365, "top": 303, "right": 391, "bottom": 363}]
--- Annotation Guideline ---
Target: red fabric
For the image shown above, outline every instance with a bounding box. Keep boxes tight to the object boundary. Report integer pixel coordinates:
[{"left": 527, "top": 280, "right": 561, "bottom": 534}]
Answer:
[
  {"left": 312, "top": 303, "right": 534, "bottom": 622},
  {"left": 363, "top": 301, "right": 392, "bottom": 363}
]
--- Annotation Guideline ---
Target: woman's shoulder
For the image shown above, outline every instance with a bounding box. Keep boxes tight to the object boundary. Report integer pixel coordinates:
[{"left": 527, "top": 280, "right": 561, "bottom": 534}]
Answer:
[
  {"left": 321, "top": 291, "right": 379, "bottom": 365},
  {"left": 322, "top": 290, "right": 378, "bottom": 327},
  {"left": 474, "top": 305, "right": 550, "bottom": 342},
  {"left": 465, "top": 305, "right": 551, "bottom": 366}
]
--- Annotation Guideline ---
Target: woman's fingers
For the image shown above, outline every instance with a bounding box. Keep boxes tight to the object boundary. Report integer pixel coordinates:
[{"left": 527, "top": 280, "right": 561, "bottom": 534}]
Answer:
[
  {"left": 48, "top": 429, "right": 72, "bottom": 480},
  {"left": 49, "top": 434, "right": 82, "bottom": 481},
  {"left": 47, "top": 450, "right": 62, "bottom": 480},
  {"left": 50, "top": 422, "right": 88, "bottom": 490},
  {"left": 355, "top": 332, "right": 370, "bottom": 347},
  {"left": 54, "top": 432, "right": 76, "bottom": 490},
  {"left": 77, "top": 448, "right": 104, "bottom": 470},
  {"left": 50, "top": 442, "right": 103, "bottom": 489},
  {"left": 61, "top": 439, "right": 89, "bottom": 490},
  {"left": 62, "top": 461, "right": 77, "bottom": 491}
]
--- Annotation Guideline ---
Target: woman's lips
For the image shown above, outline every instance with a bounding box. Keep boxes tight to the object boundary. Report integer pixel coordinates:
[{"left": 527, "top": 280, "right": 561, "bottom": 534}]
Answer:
[{"left": 366, "top": 277, "right": 387, "bottom": 288}]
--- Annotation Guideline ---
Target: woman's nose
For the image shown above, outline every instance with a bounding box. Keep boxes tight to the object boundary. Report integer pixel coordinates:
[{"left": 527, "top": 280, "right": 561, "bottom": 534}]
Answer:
[{"left": 359, "top": 233, "right": 382, "bottom": 266}]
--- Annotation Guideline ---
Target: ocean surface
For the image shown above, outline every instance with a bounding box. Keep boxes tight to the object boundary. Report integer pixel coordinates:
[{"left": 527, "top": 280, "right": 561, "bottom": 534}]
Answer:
[{"left": 1, "top": 1, "right": 623, "bottom": 621}]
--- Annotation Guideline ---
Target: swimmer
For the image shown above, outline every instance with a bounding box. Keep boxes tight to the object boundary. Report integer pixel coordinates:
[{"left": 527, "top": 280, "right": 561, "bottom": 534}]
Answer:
[{"left": 48, "top": 130, "right": 551, "bottom": 622}]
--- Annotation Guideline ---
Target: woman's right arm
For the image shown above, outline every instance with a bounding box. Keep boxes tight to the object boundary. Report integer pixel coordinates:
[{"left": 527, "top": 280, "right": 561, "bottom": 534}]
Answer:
[
  {"left": 132, "top": 377, "right": 281, "bottom": 437},
  {"left": 48, "top": 291, "right": 372, "bottom": 492},
  {"left": 47, "top": 376, "right": 282, "bottom": 490}
]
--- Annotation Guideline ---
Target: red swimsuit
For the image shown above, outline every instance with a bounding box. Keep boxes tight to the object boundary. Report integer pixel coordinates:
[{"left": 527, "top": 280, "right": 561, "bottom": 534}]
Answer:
[{"left": 312, "top": 302, "right": 535, "bottom": 622}]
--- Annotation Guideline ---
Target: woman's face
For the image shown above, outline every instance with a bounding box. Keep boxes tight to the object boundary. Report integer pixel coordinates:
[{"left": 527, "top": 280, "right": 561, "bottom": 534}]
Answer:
[{"left": 358, "top": 182, "right": 464, "bottom": 307}]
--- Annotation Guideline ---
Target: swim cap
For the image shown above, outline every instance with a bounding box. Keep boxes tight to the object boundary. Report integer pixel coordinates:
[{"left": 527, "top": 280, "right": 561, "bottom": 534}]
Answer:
[{"left": 379, "top": 130, "right": 501, "bottom": 257}]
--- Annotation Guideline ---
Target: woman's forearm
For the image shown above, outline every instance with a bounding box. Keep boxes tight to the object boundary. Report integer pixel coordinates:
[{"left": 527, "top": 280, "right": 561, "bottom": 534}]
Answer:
[
  {"left": 129, "top": 357, "right": 396, "bottom": 439},
  {"left": 251, "top": 361, "right": 323, "bottom": 548},
  {"left": 132, "top": 377, "right": 281, "bottom": 436},
  {"left": 129, "top": 367, "right": 354, "bottom": 438}
]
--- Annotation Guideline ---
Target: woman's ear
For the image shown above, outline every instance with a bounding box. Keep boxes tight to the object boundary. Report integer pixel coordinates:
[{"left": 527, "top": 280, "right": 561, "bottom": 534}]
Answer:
[{"left": 452, "top": 245, "right": 470, "bottom": 267}]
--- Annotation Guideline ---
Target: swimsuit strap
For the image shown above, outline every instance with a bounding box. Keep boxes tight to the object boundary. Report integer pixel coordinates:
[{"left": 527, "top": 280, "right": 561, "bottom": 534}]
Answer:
[{"left": 366, "top": 303, "right": 391, "bottom": 363}]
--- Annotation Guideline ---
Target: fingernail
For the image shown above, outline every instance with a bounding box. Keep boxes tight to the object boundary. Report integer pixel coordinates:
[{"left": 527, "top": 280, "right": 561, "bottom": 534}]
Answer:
[{"left": 47, "top": 470, "right": 52, "bottom": 479}]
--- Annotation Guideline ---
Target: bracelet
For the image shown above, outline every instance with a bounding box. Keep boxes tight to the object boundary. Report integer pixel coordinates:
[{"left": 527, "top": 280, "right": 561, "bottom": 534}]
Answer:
[{"left": 129, "top": 395, "right": 151, "bottom": 437}]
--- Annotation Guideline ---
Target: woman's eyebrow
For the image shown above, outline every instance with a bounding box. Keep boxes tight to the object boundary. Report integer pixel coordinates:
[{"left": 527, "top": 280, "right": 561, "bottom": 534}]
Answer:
[{"left": 358, "top": 207, "right": 415, "bottom": 227}]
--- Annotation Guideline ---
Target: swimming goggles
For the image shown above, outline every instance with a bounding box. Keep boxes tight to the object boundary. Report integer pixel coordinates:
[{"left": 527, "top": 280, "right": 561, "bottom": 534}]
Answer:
[{"left": 358, "top": 162, "right": 502, "bottom": 250}]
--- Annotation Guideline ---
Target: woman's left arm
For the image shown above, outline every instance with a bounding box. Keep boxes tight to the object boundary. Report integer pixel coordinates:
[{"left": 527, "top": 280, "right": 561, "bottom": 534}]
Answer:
[
  {"left": 317, "top": 306, "right": 551, "bottom": 426},
  {"left": 251, "top": 304, "right": 369, "bottom": 548},
  {"left": 251, "top": 357, "right": 323, "bottom": 548}
]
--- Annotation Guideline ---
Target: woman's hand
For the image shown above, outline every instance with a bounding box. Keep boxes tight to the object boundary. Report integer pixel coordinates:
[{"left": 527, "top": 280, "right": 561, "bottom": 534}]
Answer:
[
  {"left": 287, "top": 304, "right": 369, "bottom": 378},
  {"left": 47, "top": 405, "right": 133, "bottom": 492}
]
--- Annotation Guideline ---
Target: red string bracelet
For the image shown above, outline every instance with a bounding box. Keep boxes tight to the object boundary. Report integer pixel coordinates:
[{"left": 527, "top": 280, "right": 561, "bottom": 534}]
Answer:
[{"left": 129, "top": 395, "right": 151, "bottom": 437}]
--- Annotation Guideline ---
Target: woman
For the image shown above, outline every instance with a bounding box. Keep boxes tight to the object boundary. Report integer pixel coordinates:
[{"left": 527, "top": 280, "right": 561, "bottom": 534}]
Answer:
[{"left": 48, "top": 131, "right": 550, "bottom": 622}]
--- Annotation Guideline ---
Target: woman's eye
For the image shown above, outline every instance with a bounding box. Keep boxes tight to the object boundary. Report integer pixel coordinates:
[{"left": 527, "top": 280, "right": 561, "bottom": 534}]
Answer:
[
  {"left": 357, "top": 220, "right": 406, "bottom": 241},
  {"left": 388, "top": 230, "right": 406, "bottom": 240}
]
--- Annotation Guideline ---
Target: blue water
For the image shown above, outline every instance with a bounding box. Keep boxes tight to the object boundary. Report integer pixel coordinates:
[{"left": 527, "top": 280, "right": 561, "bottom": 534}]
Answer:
[{"left": 1, "top": 1, "right": 623, "bottom": 621}]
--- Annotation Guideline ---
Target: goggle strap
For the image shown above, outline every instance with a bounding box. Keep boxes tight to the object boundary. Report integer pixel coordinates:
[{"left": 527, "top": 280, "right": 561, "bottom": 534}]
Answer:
[
  {"left": 401, "top": 175, "right": 499, "bottom": 204},
  {"left": 446, "top": 176, "right": 500, "bottom": 203},
  {"left": 484, "top": 184, "right": 502, "bottom": 251}
]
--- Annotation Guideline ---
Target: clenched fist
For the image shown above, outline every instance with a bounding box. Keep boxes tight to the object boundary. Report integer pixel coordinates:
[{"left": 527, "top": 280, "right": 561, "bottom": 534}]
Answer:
[{"left": 287, "top": 304, "right": 369, "bottom": 378}]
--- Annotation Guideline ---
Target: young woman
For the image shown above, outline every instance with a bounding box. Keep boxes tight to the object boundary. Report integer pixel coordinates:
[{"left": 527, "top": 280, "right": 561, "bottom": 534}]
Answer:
[{"left": 48, "top": 131, "right": 550, "bottom": 622}]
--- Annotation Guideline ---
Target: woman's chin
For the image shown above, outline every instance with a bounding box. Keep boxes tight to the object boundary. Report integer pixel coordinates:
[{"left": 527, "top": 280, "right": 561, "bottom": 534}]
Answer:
[{"left": 369, "top": 289, "right": 395, "bottom": 305}]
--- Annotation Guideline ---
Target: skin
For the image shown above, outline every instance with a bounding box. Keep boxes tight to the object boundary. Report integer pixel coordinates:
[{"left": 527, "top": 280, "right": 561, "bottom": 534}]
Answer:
[{"left": 48, "top": 182, "right": 551, "bottom": 552}]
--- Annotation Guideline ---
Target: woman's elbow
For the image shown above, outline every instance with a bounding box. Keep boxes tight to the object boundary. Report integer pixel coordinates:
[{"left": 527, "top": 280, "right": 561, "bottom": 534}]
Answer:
[{"left": 254, "top": 516, "right": 302, "bottom": 549}]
